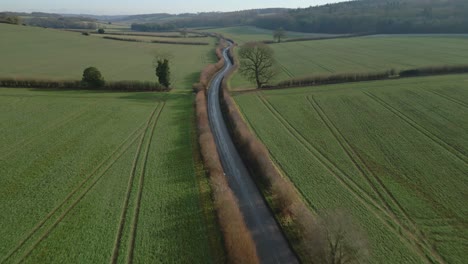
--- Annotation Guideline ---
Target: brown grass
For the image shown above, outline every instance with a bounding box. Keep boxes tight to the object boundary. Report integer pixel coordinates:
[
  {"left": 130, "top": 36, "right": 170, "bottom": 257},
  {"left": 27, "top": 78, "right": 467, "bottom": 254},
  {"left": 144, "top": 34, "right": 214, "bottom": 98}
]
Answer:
[
  {"left": 221, "top": 45, "right": 317, "bottom": 261},
  {"left": 194, "top": 40, "right": 259, "bottom": 264}
]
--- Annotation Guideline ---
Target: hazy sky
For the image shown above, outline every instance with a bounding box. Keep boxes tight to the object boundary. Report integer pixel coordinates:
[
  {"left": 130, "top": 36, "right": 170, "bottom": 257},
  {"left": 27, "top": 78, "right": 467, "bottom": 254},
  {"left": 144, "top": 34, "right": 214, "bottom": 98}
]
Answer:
[{"left": 1, "top": 0, "right": 344, "bottom": 15}]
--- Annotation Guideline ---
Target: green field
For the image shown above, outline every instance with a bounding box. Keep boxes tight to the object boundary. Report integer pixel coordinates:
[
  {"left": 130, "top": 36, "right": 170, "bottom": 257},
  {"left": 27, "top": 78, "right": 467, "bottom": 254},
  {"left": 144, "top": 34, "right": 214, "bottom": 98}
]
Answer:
[
  {"left": 0, "top": 23, "right": 216, "bottom": 89},
  {"left": 0, "top": 23, "right": 223, "bottom": 263},
  {"left": 229, "top": 35, "right": 468, "bottom": 89},
  {"left": 234, "top": 74, "right": 468, "bottom": 263},
  {"left": 0, "top": 89, "right": 219, "bottom": 263},
  {"left": 202, "top": 26, "right": 335, "bottom": 44}
]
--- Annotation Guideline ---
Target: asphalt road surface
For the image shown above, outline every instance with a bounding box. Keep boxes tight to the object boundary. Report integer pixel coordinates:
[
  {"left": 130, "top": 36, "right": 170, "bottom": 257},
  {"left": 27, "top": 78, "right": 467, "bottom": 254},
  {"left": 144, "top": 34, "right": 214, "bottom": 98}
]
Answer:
[{"left": 207, "top": 43, "right": 299, "bottom": 264}]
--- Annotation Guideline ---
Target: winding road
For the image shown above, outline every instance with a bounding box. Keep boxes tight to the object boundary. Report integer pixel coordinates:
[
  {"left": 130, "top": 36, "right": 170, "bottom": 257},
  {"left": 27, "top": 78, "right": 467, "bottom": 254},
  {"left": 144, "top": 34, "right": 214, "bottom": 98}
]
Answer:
[{"left": 207, "top": 43, "right": 298, "bottom": 264}]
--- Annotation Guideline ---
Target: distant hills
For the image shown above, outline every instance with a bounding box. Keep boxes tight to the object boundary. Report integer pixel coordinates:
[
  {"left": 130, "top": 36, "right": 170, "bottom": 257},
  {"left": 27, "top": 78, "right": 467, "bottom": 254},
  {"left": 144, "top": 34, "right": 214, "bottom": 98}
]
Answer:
[{"left": 2, "top": 0, "right": 468, "bottom": 33}]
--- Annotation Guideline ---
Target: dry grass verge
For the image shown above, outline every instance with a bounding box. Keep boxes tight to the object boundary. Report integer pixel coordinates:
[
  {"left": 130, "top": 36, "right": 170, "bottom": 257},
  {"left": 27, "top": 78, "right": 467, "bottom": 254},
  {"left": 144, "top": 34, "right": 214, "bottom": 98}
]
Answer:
[
  {"left": 194, "top": 40, "right": 259, "bottom": 264},
  {"left": 221, "top": 45, "right": 331, "bottom": 262}
]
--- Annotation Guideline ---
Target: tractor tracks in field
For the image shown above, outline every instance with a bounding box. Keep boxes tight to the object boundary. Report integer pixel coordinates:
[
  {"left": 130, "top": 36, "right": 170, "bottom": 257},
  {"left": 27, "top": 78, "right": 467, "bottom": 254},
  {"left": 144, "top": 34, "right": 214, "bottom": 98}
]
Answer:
[
  {"left": 307, "top": 96, "right": 446, "bottom": 264},
  {"left": 257, "top": 93, "right": 446, "bottom": 264},
  {"left": 0, "top": 102, "right": 96, "bottom": 161},
  {"left": 426, "top": 90, "right": 468, "bottom": 109},
  {"left": 1, "top": 104, "right": 161, "bottom": 264},
  {"left": 110, "top": 102, "right": 165, "bottom": 264},
  {"left": 364, "top": 92, "right": 468, "bottom": 166}
]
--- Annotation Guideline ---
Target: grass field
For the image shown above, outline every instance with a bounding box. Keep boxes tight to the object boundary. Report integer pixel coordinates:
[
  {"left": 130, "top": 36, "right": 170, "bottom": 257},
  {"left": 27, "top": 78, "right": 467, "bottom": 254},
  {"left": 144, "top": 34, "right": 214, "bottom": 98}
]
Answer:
[
  {"left": 0, "top": 24, "right": 216, "bottom": 89},
  {"left": 0, "top": 88, "right": 220, "bottom": 263},
  {"left": 0, "top": 22, "right": 224, "bottom": 263},
  {"left": 202, "top": 26, "right": 335, "bottom": 45},
  {"left": 228, "top": 35, "right": 468, "bottom": 89},
  {"left": 234, "top": 74, "right": 468, "bottom": 263}
]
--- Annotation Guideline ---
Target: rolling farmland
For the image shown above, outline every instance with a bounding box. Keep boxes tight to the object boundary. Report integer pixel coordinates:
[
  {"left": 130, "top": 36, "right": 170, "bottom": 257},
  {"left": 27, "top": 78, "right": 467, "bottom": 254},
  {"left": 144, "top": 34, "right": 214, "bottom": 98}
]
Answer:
[
  {"left": 0, "top": 89, "right": 218, "bottom": 263},
  {"left": 202, "top": 26, "right": 335, "bottom": 44},
  {"left": 234, "top": 74, "right": 468, "bottom": 263},
  {"left": 0, "top": 23, "right": 216, "bottom": 89},
  {"left": 0, "top": 22, "right": 224, "bottom": 263},
  {"left": 229, "top": 35, "right": 468, "bottom": 89}
]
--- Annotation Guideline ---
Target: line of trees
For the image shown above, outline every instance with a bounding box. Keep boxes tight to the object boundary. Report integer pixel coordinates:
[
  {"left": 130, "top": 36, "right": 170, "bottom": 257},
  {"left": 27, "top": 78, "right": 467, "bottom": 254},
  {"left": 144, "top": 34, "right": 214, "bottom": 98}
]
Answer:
[
  {"left": 0, "top": 66, "right": 169, "bottom": 91},
  {"left": 0, "top": 15, "right": 21, "bottom": 25},
  {"left": 130, "top": 0, "right": 468, "bottom": 34},
  {"left": 269, "top": 65, "right": 468, "bottom": 89},
  {"left": 27, "top": 17, "right": 97, "bottom": 29}
]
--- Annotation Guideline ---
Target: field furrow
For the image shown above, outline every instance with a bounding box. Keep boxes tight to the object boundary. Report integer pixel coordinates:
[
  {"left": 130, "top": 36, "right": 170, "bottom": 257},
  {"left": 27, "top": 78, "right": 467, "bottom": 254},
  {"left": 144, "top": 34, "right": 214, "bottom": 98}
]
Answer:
[
  {"left": 15, "top": 129, "right": 142, "bottom": 263},
  {"left": 427, "top": 90, "right": 468, "bottom": 109},
  {"left": 257, "top": 94, "right": 381, "bottom": 210},
  {"left": 0, "top": 119, "right": 147, "bottom": 263},
  {"left": 247, "top": 93, "right": 425, "bottom": 263},
  {"left": 110, "top": 103, "right": 162, "bottom": 264},
  {"left": 235, "top": 74, "right": 468, "bottom": 263},
  {"left": 307, "top": 95, "right": 446, "bottom": 264},
  {"left": 0, "top": 102, "right": 95, "bottom": 160},
  {"left": 364, "top": 92, "right": 468, "bottom": 165},
  {"left": 126, "top": 102, "right": 166, "bottom": 264}
]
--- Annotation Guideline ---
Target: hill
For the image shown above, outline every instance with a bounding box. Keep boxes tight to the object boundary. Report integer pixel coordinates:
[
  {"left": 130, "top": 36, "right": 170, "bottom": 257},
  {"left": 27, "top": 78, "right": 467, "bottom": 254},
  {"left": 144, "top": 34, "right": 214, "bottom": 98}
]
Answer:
[
  {"left": 257, "top": 0, "right": 468, "bottom": 33},
  {"left": 129, "top": 0, "right": 468, "bottom": 34}
]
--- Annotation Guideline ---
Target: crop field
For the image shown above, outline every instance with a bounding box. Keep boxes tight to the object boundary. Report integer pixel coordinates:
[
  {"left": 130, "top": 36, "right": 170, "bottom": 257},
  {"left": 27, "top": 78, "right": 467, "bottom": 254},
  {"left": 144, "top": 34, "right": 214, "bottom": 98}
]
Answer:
[
  {"left": 202, "top": 26, "right": 335, "bottom": 44},
  {"left": 229, "top": 35, "right": 468, "bottom": 89},
  {"left": 0, "top": 88, "right": 218, "bottom": 263},
  {"left": 234, "top": 74, "right": 468, "bottom": 263},
  {"left": 0, "top": 24, "right": 216, "bottom": 89}
]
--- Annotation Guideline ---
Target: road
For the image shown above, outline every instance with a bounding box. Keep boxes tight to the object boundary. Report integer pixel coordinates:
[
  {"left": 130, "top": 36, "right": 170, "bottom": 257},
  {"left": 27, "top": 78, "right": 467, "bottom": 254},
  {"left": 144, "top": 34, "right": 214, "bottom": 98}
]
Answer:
[{"left": 207, "top": 43, "right": 299, "bottom": 264}]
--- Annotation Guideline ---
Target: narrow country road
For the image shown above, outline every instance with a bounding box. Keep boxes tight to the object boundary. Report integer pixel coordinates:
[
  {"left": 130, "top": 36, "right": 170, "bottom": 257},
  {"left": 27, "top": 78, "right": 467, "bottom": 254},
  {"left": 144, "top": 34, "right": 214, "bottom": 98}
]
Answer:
[{"left": 207, "top": 43, "right": 299, "bottom": 264}]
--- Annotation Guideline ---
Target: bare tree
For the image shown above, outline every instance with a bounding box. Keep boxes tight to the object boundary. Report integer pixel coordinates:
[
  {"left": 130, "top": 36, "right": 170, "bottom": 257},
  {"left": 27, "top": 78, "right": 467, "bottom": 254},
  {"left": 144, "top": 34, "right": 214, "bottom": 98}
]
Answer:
[
  {"left": 180, "top": 27, "right": 188, "bottom": 38},
  {"left": 273, "top": 27, "right": 287, "bottom": 43},
  {"left": 299, "top": 209, "right": 370, "bottom": 264},
  {"left": 239, "top": 42, "right": 276, "bottom": 89}
]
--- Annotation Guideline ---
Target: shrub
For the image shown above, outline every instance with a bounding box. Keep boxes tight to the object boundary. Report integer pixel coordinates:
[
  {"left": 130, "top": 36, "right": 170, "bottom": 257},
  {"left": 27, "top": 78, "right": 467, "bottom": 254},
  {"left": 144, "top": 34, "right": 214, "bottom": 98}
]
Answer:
[
  {"left": 155, "top": 59, "right": 171, "bottom": 88},
  {"left": 97, "top": 28, "right": 105, "bottom": 34},
  {"left": 193, "top": 39, "right": 259, "bottom": 263},
  {"left": 102, "top": 36, "right": 141, "bottom": 42},
  {"left": 81, "top": 67, "right": 105, "bottom": 88},
  {"left": 399, "top": 65, "right": 468, "bottom": 77}
]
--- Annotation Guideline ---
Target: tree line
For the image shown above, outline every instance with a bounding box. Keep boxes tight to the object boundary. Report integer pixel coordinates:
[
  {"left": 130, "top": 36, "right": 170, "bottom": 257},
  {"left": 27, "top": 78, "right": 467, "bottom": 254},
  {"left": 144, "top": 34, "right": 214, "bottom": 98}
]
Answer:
[
  {"left": 0, "top": 12, "right": 98, "bottom": 29},
  {"left": 131, "top": 0, "right": 468, "bottom": 34}
]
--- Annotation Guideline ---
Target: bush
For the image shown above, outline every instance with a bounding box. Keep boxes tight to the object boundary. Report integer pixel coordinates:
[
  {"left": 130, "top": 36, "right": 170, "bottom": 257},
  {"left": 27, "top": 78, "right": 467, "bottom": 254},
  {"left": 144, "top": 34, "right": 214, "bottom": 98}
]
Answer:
[
  {"left": 399, "top": 65, "right": 468, "bottom": 77},
  {"left": 97, "top": 28, "right": 105, "bottom": 34},
  {"left": 81, "top": 67, "right": 105, "bottom": 88},
  {"left": 82, "top": 32, "right": 90, "bottom": 36},
  {"left": 0, "top": 78, "right": 166, "bottom": 92},
  {"left": 193, "top": 39, "right": 259, "bottom": 263}
]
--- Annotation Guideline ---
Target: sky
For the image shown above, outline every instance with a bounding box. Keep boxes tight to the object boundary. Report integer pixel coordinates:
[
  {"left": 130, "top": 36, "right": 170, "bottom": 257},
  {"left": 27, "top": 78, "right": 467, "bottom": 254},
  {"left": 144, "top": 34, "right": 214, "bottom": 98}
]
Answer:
[{"left": 1, "top": 0, "right": 344, "bottom": 15}]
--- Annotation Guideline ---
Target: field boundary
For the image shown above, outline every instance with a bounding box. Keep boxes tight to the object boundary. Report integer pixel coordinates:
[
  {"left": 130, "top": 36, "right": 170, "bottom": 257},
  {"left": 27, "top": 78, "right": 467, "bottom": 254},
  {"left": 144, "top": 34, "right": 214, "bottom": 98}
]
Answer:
[
  {"left": 0, "top": 78, "right": 168, "bottom": 92},
  {"left": 260, "top": 65, "right": 468, "bottom": 91}
]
